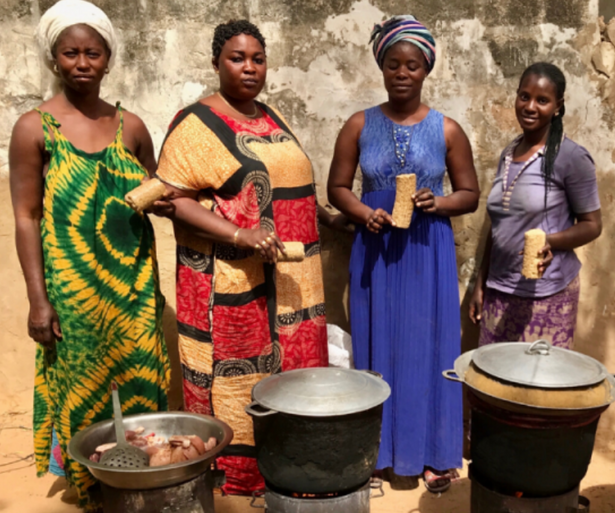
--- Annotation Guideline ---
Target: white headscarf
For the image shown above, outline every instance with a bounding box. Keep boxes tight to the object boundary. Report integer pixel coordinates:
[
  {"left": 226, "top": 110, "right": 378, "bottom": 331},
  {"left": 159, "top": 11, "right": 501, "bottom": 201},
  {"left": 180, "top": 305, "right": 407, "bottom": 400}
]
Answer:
[{"left": 36, "top": 0, "right": 118, "bottom": 72}]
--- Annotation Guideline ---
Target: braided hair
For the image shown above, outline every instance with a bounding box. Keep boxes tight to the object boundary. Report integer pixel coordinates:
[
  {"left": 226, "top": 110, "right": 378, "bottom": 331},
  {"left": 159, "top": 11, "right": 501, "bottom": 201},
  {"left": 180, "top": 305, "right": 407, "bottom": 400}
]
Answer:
[
  {"left": 212, "top": 19, "right": 266, "bottom": 60},
  {"left": 518, "top": 62, "right": 566, "bottom": 210}
]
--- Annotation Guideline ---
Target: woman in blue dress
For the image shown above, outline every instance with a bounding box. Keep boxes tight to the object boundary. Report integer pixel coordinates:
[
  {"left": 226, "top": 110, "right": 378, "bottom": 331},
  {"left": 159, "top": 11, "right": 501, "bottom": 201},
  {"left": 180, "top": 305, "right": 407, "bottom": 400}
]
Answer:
[{"left": 328, "top": 15, "right": 479, "bottom": 493}]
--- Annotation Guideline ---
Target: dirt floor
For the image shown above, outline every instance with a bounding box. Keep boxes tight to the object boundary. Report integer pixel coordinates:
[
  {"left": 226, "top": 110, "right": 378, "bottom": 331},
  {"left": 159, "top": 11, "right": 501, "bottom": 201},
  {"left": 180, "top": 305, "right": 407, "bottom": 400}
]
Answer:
[{"left": 2, "top": 409, "right": 615, "bottom": 513}]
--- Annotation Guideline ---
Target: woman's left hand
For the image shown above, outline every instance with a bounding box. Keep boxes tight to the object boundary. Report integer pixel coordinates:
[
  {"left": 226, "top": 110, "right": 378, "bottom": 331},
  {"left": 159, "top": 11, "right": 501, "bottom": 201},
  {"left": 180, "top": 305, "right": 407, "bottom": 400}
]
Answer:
[
  {"left": 147, "top": 193, "right": 175, "bottom": 218},
  {"left": 413, "top": 188, "right": 439, "bottom": 213},
  {"left": 140, "top": 176, "right": 175, "bottom": 218},
  {"left": 537, "top": 242, "right": 553, "bottom": 274}
]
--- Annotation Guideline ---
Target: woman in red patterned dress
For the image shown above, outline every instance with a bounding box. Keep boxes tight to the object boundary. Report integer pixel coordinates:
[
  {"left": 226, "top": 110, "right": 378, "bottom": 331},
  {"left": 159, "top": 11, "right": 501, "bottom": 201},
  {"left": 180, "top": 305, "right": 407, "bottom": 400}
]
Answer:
[{"left": 156, "top": 20, "right": 341, "bottom": 495}]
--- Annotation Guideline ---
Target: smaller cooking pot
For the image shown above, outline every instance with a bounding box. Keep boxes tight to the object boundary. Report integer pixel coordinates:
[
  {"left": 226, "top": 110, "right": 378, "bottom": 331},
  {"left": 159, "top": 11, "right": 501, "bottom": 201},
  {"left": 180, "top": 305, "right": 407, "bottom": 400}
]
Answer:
[{"left": 245, "top": 367, "right": 391, "bottom": 494}]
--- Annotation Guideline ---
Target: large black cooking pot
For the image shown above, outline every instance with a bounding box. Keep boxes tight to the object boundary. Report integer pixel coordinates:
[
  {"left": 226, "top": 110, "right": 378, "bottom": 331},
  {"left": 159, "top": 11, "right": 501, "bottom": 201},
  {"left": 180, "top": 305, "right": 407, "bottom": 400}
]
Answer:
[
  {"left": 469, "top": 391, "right": 605, "bottom": 497},
  {"left": 245, "top": 367, "right": 391, "bottom": 494},
  {"left": 444, "top": 340, "right": 615, "bottom": 497}
]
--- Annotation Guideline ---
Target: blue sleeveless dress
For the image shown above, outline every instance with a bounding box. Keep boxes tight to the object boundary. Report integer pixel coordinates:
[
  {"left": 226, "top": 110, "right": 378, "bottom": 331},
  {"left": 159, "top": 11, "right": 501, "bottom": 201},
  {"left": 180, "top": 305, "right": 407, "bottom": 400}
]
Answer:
[{"left": 349, "top": 106, "right": 462, "bottom": 475}]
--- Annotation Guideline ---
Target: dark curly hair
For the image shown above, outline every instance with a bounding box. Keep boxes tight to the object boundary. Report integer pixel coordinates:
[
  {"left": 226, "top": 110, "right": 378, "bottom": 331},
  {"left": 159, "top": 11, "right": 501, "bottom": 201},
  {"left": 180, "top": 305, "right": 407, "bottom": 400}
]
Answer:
[{"left": 212, "top": 19, "right": 266, "bottom": 60}]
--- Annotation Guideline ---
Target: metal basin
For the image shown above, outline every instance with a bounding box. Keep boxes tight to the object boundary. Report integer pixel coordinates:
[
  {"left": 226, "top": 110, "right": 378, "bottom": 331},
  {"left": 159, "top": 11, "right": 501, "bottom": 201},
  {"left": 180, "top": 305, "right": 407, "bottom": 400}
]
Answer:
[{"left": 68, "top": 411, "right": 233, "bottom": 490}]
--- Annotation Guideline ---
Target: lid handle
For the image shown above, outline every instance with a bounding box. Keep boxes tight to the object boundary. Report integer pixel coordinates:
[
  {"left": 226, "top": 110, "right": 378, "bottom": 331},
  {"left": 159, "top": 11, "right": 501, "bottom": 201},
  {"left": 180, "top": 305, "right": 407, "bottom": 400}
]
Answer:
[{"left": 525, "top": 339, "right": 552, "bottom": 356}]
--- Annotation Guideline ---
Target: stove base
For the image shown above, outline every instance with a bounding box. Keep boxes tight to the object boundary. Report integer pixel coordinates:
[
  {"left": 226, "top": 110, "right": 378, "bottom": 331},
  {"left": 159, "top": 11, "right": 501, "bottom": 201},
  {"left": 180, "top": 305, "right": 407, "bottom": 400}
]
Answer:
[
  {"left": 101, "top": 469, "right": 222, "bottom": 513},
  {"left": 257, "top": 480, "right": 373, "bottom": 513},
  {"left": 471, "top": 478, "right": 589, "bottom": 513}
]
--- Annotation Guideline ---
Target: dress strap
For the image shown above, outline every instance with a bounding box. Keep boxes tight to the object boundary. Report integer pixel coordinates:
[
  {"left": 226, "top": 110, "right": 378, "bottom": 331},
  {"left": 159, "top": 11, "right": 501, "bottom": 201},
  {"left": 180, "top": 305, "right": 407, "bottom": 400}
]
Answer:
[
  {"left": 34, "top": 108, "right": 61, "bottom": 153},
  {"left": 115, "top": 102, "right": 124, "bottom": 142}
]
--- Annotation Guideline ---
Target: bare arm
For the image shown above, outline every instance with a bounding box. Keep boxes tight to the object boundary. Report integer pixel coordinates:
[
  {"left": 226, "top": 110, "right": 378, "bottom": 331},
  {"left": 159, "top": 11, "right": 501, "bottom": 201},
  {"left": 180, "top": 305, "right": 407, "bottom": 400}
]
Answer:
[
  {"left": 547, "top": 210, "right": 602, "bottom": 251},
  {"left": 523, "top": 211, "right": 601, "bottom": 278},
  {"left": 327, "top": 112, "right": 394, "bottom": 233},
  {"left": 476, "top": 230, "right": 493, "bottom": 291},
  {"left": 317, "top": 204, "right": 353, "bottom": 233},
  {"left": 168, "top": 187, "right": 285, "bottom": 263},
  {"left": 9, "top": 112, "right": 61, "bottom": 345},
  {"left": 416, "top": 117, "right": 480, "bottom": 217},
  {"left": 467, "top": 206, "right": 587, "bottom": 323},
  {"left": 123, "top": 111, "right": 176, "bottom": 217},
  {"left": 125, "top": 111, "right": 157, "bottom": 177},
  {"left": 469, "top": 230, "right": 492, "bottom": 324}
]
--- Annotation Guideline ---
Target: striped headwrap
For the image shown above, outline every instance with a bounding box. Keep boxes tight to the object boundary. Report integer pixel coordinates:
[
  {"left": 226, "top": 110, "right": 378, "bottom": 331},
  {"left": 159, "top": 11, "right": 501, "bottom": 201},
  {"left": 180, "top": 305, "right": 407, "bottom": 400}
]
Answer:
[{"left": 370, "top": 15, "right": 436, "bottom": 72}]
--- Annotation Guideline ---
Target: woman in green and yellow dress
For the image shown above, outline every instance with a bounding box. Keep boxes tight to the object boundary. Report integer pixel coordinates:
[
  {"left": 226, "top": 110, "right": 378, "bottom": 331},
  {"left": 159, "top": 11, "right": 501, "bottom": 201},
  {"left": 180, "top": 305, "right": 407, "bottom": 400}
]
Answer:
[{"left": 9, "top": 1, "right": 170, "bottom": 509}]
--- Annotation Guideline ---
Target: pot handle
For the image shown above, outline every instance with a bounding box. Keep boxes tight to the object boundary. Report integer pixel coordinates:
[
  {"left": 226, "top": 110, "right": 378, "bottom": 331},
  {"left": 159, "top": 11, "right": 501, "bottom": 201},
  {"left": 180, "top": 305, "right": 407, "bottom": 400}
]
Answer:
[
  {"left": 250, "top": 490, "right": 266, "bottom": 509},
  {"left": 577, "top": 495, "right": 590, "bottom": 511},
  {"left": 245, "top": 401, "right": 278, "bottom": 417},
  {"left": 370, "top": 477, "right": 385, "bottom": 498},
  {"left": 442, "top": 370, "right": 463, "bottom": 383},
  {"left": 526, "top": 339, "right": 551, "bottom": 356}
]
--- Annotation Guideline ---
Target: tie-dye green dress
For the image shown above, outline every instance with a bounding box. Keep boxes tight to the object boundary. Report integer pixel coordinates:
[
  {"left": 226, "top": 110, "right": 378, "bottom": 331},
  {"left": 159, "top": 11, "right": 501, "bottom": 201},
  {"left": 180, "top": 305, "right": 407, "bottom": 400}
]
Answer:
[{"left": 34, "top": 107, "right": 170, "bottom": 510}]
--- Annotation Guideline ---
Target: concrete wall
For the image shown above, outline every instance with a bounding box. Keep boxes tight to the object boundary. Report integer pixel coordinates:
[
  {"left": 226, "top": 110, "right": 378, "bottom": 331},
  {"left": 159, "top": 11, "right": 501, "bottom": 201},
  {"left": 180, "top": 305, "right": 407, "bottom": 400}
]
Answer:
[
  {"left": 1, "top": 0, "right": 614, "bottom": 458},
  {"left": 601, "top": 0, "right": 615, "bottom": 23}
]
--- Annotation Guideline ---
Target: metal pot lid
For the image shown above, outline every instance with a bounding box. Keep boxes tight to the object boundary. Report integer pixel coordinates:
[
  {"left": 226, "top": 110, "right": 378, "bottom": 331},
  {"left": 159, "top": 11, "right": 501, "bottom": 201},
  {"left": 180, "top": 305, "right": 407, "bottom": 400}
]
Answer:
[
  {"left": 472, "top": 340, "right": 608, "bottom": 389},
  {"left": 251, "top": 368, "right": 391, "bottom": 417}
]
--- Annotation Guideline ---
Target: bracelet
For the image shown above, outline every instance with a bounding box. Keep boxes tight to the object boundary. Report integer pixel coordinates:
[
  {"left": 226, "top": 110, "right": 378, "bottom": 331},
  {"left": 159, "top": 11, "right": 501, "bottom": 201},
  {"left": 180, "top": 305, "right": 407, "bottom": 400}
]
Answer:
[{"left": 233, "top": 228, "right": 242, "bottom": 247}]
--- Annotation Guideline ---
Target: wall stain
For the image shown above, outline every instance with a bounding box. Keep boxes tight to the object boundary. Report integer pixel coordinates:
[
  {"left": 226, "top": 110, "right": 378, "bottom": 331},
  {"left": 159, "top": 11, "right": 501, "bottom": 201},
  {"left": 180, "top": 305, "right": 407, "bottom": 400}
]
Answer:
[
  {"left": 0, "top": 0, "right": 30, "bottom": 20},
  {"left": 488, "top": 39, "right": 539, "bottom": 78}
]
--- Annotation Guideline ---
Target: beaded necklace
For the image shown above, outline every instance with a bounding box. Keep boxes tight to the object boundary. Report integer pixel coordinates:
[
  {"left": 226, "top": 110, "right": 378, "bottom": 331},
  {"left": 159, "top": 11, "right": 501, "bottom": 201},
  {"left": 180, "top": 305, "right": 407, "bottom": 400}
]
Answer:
[
  {"left": 392, "top": 123, "right": 416, "bottom": 170},
  {"left": 500, "top": 135, "right": 544, "bottom": 212}
]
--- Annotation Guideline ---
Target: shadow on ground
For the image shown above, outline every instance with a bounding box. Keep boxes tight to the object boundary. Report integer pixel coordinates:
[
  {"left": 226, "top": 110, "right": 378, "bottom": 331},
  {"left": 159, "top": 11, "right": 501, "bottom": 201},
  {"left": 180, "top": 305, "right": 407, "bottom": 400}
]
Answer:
[
  {"left": 580, "top": 483, "right": 615, "bottom": 512},
  {"left": 405, "top": 477, "right": 471, "bottom": 513},
  {"left": 46, "top": 477, "right": 78, "bottom": 505}
]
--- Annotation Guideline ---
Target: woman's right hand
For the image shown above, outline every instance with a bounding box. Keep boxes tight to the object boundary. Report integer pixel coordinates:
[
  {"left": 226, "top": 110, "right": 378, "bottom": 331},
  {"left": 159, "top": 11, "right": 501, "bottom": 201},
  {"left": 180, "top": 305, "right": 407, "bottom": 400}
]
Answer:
[
  {"left": 468, "top": 284, "right": 484, "bottom": 324},
  {"left": 28, "top": 300, "right": 62, "bottom": 346},
  {"left": 469, "top": 282, "right": 485, "bottom": 324},
  {"left": 364, "top": 208, "right": 395, "bottom": 233},
  {"left": 236, "top": 228, "right": 286, "bottom": 264}
]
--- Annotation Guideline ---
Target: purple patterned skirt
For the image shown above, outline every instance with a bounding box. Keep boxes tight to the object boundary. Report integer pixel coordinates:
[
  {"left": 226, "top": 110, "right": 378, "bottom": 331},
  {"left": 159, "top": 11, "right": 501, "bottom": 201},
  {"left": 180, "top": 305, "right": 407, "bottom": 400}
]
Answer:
[{"left": 478, "top": 276, "right": 580, "bottom": 349}]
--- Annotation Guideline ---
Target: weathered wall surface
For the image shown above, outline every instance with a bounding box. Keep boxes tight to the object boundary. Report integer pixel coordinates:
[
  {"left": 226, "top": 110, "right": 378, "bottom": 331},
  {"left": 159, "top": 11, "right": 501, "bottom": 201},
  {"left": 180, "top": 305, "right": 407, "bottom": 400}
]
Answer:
[{"left": 1, "top": 0, "right": 614, "bottom": 457}]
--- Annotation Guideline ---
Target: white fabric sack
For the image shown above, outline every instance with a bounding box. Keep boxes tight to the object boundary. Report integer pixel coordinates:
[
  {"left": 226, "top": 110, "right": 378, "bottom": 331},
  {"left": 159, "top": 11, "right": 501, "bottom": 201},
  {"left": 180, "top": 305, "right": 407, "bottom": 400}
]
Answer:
[{"left": 327, "top": 324, "right": 354, "bottom": 369}]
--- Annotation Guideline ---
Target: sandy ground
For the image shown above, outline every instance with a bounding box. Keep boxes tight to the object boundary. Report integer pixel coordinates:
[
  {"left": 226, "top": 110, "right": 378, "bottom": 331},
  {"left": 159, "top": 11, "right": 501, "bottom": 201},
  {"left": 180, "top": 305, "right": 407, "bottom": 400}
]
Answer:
[{"left": 2, "top": 410, "right": 615, "bottom": 513}]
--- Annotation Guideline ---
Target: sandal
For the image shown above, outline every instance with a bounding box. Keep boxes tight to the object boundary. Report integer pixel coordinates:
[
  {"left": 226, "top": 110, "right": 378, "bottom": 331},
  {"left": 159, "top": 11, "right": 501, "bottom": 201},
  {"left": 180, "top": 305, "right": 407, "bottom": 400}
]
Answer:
[{"left": 422, "top": 468, "right": 459, "bottom": 494}]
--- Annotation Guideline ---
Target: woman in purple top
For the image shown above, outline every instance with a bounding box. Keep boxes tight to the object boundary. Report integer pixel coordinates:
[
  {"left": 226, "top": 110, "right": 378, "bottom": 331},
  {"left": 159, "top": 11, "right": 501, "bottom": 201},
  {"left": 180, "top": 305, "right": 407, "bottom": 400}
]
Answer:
[{"left": 469, "top": 63, "right": 602, "bottom": 348}]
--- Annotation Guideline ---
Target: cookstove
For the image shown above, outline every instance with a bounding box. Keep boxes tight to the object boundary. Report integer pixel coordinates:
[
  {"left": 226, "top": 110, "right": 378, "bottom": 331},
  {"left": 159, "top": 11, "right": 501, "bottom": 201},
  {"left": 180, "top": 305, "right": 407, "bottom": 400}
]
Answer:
[
  {"left": 470, "top": 467, "right": 590, "bottom": 513},
  {"left": 250, "top": 479, "right": 383, "bottom": 513},
  {"left": 100, "top": 468, "right": 225, "bottom": 513}
]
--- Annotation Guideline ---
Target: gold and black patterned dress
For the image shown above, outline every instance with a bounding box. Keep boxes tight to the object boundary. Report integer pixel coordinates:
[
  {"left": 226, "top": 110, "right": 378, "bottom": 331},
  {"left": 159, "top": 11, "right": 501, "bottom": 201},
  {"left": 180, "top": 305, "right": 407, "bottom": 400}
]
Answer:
[{"left": 157, "top": 102, "right": 328, "bottom": 494}]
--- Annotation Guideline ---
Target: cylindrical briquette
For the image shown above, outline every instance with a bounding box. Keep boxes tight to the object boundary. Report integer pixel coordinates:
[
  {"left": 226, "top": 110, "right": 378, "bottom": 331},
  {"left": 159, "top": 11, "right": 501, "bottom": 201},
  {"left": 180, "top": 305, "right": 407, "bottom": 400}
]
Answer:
[
  {"left": 278, "top": 242, "right": 305, "bottom": 262},
  {"left": 391, "top": 173, "right": 417, "bottom": 229},
  {"left": 125, "top": 178, "right": 167, "bottom": 213},
  {"left": 522, "top": 229, "right": 547, "bottom": 279}
]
